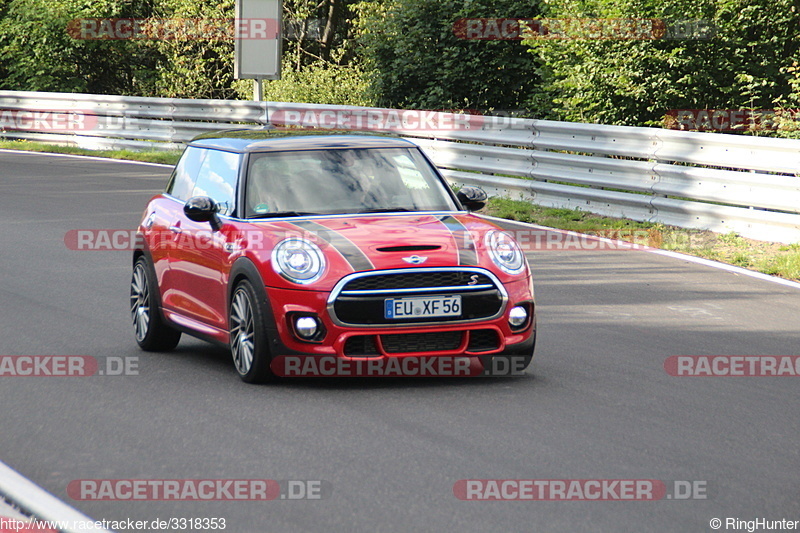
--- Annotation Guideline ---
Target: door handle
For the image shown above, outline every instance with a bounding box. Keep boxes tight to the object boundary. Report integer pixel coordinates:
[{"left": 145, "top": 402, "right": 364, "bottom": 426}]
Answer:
[{"left": 169, "top": 225, "right": 182, "bottom": 234}]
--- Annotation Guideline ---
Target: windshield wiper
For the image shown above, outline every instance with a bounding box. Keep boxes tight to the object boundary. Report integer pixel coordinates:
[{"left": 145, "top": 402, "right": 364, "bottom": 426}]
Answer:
[
  {"left": 254, "top": 211, "right": 321, "bottom": 218},
  {"left": 359, "top": 207, "right": 414, "bottom": 214}
]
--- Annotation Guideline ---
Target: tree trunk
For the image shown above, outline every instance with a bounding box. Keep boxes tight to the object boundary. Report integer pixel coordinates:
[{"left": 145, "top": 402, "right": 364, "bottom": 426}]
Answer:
[{"left": 319, "top": 0, "right": 343, "bottom": 63}]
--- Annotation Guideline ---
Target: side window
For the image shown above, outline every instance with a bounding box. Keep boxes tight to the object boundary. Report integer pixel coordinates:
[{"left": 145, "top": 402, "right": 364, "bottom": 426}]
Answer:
[
  {"left": 393, "top": 153, "right": 429, "bottom": 190},
  {"left": 191, "top": 149, "right": 241, "bottom": 216},
  {"left": 166, "top": 146, "right": 206, "bottom": 201}
]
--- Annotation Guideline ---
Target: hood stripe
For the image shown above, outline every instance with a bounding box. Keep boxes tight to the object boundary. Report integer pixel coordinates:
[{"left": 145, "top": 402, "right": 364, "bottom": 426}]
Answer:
[
  {"left": 438, "top": 215, "right": 479, "bottom": 266},
  {"left": 288, "top": 220, "right": 374, "bottom": 272}
]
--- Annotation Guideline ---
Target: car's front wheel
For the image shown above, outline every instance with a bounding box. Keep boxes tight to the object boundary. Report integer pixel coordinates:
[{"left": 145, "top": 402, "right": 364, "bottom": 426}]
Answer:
[
  {"left": 480, "top": 330, "right": 536, "bottom": 376},
  {"left": 229, "top": 280, "right": 274, "bottom": 383},
  {"left": 130, "top": 256, "right": 181, "bottom": 351}
]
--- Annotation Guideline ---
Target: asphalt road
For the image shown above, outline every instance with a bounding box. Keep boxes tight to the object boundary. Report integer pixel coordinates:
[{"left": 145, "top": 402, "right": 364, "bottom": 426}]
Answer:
[{"left": 0, "top": 150, "right": 798, "bottom": 532}]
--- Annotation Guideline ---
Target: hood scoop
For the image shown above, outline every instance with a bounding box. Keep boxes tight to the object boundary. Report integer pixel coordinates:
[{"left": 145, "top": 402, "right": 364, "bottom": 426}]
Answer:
[{"left": 376, "top": 245, "right": 441, "bottom": 253}]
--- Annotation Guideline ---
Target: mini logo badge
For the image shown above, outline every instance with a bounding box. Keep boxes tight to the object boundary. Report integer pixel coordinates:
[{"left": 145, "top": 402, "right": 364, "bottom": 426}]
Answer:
[{"left": 402, "top": 255, "right": 428, "bottom": 265}]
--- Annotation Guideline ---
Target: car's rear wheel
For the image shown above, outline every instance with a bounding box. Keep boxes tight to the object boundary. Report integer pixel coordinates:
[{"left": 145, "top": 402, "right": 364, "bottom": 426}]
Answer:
[
  {"left": 229, "top": 280, "right": 274, "bottom": 383},
  {"left": 130, "top": 256, "right": 181, "bottom": 351}
]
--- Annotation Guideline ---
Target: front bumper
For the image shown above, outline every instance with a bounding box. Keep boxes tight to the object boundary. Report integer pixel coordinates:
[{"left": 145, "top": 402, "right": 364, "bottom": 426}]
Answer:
[{"left": 263, "top": 277, "right": 535, "bottom": 360}]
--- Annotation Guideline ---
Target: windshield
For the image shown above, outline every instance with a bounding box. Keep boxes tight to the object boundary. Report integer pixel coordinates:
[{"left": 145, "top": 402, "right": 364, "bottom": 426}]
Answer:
[{"left": 245, "top": 147, "right": 458, "bottom": 218}]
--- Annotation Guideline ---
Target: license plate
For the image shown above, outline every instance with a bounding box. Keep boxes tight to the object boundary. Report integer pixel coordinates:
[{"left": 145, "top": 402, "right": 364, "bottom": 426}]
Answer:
[{"left": 385, "top": 295, "right": 462, "bottom": 319}]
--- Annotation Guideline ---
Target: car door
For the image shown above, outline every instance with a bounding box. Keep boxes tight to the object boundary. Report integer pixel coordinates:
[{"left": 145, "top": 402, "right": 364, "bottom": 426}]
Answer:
[
  {"left": 153, "top": 145, "right": 205, "bottom": 312},
  {"left": 168, "top": 148, "right": 243, "bottom": 331}
]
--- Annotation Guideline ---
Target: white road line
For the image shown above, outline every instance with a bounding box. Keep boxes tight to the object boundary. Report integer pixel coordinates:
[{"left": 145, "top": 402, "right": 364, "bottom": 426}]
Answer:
[
  {"left": 647, "top": 248, "right": 800, "bottom": 290},
  {"left": 0, "top": 460, "right": 111, "bottom": 533},
  {"left": 482, "top": 215, "right": 800, "bottom": 291}
]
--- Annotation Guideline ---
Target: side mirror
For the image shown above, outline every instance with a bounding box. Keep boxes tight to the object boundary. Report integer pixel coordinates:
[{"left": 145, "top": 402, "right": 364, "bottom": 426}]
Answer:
[
  {"left": 184, "top": 196, "right": 221, "bottom": 230},
  {"left": 456, "top": 186, "right": 488, "bottom": 212}
]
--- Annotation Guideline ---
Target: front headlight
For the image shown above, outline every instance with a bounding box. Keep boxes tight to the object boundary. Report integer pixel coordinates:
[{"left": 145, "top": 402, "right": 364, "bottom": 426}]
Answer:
[
  {"left": 272, "top": 238, "right": 326, "bottom": 284},
  {"left": 485, "top": 230, "right": 526, "bottom": 274}
]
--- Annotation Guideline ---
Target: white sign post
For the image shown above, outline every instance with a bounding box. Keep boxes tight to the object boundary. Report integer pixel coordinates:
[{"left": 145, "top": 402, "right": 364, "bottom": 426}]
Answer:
[{"left": 234, "top": 0, "right": 282, "bottom": 102}]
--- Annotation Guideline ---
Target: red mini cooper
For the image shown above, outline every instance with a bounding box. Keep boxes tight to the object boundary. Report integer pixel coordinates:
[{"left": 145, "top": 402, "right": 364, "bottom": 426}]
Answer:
[{"left": 131, "top": 131, "right": 536, "bottom": 382}]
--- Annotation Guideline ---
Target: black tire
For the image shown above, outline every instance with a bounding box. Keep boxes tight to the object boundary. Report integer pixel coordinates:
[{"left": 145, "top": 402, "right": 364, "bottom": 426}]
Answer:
[
  {"left": 229, "top": 279, "right": 274, "bottom": 383},
  {"left": 481, "top": 330, "right": 536, "bottom": 376},
  {"left": 130, "top": 255, "right": 181, "bottom": 352}
]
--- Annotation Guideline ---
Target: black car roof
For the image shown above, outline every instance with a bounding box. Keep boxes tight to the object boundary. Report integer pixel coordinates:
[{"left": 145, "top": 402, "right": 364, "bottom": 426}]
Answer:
[{"left": 189, "top": 129, "right": 418, "bottom": 153}]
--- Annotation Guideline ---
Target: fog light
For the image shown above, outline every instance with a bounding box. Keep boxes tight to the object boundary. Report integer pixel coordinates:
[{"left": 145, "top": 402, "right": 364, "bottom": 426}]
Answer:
[
  {"left": 508, "top": 306, "right": 528, "bottom": 328},
  {"left": 295, "top": 316, "right": 319, "bottom": 339}
]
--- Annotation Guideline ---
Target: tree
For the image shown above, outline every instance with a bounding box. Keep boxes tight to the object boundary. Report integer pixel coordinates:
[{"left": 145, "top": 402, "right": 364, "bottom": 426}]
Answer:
[
  {"left": 140, "top": 0, "right": 242, "bottom": 100},
  {"left": 0, "top": 0, "right": 371, "bottom": 102},
  {"left": 149, "top": 0, "right": 370, "bottom": 101},
  {"left": 355, "top": 0, "right": 542, "bottom": 111},
  {"left": 283, "top": 0, "right": 362, "bottom": 68}
]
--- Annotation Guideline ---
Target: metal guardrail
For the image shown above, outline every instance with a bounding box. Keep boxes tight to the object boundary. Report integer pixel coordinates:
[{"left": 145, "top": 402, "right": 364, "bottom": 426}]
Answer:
[{"left": 1, "top": 90, "right": 799, "bottom": 243}]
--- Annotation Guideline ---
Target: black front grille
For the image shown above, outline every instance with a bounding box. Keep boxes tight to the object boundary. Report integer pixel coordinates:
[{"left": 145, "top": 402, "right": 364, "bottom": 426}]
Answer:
[
  {"left": 343, "top": 335, "right": 380, "bottom": 356},
  {"left": 334, "top": 290, "right": 502, "bottom": 325},
  {"left": 332, "top": 269, "right": 504, "bottom": 326},
  {"left": 467, "top": 329, "right": 501, "bottom": 353},
  {"left": 381, "top": 331, "right": 464, "bottom": 354},
  {"left": 344, "top": 271, "right": 493, "bottom": 292},
  {"left": 342, "top": 328, "right": 501, "bottom": 356}
]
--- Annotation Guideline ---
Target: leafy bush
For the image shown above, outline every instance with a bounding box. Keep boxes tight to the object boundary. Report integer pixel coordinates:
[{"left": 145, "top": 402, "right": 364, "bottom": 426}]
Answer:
[
  {"left": 526, "top": 0, "right": 800, "bottom": 128},
  {"left": 772, "top": 62, "right": 800, "bottom": 138},
  {"left": 243, "top": 59, "right": 372, "bottom": 105}
]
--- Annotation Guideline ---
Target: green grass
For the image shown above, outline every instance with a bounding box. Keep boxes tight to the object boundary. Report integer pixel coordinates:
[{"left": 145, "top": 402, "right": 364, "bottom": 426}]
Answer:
[
  {"left": 488, "top": 198, "right": 655, "bottom": 232},
  {"left": 4, "top": 140, "right": 800, "bottom": 282},
  {"left": 0, "top": 140, "right": 182, "bottom": 165}
]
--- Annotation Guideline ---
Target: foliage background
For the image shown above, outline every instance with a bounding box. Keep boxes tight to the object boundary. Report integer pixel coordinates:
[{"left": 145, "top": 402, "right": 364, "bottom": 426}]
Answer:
[
  {"left": 525, "top": 0, "right": 800, "bottom": 131},
  {"left": 354, "top": 0, "right": 541, "bottom": 111},
  {"left": 0, "top": 0, "right": 799, "bottom": 136},
  {"left": 0, "top": 0, "right": 160, "bottom": 94}
]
